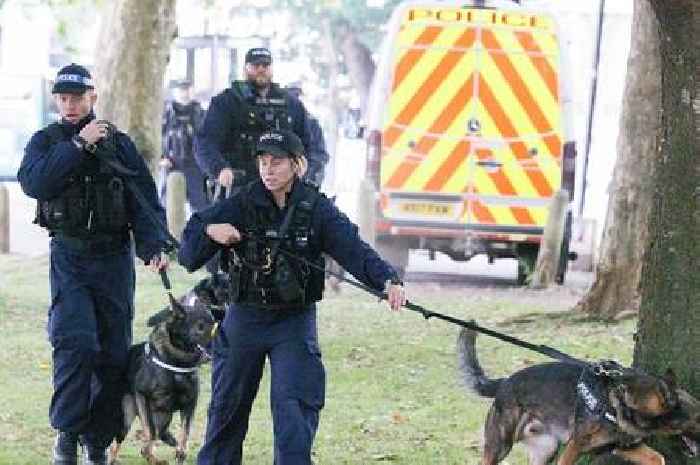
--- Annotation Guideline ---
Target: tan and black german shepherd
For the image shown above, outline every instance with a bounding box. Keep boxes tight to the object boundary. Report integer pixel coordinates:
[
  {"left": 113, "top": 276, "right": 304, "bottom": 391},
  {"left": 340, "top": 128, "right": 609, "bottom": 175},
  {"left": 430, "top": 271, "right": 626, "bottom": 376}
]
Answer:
[{"left": 457, "top": 328, "right": 700, "bottom": 465}]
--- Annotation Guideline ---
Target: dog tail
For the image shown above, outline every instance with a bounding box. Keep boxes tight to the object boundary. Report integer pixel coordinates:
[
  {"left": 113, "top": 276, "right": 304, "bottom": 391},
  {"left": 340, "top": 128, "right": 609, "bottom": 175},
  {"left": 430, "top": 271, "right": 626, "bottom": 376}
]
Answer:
[{"left": 457, "top": 327, "right": 502, "bottom": 398}]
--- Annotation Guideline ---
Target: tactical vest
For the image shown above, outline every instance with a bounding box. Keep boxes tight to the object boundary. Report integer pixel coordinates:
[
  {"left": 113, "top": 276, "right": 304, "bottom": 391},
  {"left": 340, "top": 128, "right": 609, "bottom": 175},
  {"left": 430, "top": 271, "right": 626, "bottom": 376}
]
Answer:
[
  {"left": 35, "top": 123, "right": 130, "bottom": 237},
  {"left": 228, "top": 183, "right": 325, "bottom": 308},
  {"left": 225, "top": 81, "right": 294, "bottom": 184},
  {"left": 163, "top": 101, "right": 201, "bottom": 163}
]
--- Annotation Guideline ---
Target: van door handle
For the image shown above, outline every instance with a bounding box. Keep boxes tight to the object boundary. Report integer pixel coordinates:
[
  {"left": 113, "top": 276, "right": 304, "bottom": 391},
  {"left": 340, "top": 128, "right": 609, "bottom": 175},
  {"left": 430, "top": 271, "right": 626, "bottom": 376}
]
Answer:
[{"left": 477, "top": 160, "right": 502, "bottom": 168}]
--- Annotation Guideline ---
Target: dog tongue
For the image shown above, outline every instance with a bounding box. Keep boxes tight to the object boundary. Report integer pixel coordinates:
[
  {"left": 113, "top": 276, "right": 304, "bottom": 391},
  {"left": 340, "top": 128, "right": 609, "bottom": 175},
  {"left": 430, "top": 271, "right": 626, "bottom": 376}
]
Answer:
[{"left": 682, "top": 434, "right": 699, "bottom": 457}]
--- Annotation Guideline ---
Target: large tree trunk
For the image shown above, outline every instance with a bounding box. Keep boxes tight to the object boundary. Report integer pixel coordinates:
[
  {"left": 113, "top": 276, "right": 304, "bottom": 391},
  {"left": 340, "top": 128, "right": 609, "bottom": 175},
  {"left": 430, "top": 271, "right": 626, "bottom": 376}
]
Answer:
[
  {"left": 94, "top": 0, "right": 177, "bottom": 172},
  {"left": 575, "top": 0, "right": 661, "bottom": 319},
  {"left": 633, "top": 0, "right": 700, "bottom": 464},
  {"left": 333, "top": 18, "right": 375, "bottom": 117}
]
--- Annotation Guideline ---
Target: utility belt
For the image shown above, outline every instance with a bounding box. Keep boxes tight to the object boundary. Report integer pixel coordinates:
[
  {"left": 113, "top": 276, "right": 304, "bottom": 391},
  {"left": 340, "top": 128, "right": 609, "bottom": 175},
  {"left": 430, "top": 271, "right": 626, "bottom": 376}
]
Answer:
[{"left": 53, "top": 231, "right": 130, "bottom": 255}]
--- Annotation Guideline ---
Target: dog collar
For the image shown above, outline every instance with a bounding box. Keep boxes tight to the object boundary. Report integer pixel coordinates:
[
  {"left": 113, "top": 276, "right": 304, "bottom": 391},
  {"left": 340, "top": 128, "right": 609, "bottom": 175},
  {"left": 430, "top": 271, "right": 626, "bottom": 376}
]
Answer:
[{"left": 145, "top": 343, "right": 199, "bottom": 374}]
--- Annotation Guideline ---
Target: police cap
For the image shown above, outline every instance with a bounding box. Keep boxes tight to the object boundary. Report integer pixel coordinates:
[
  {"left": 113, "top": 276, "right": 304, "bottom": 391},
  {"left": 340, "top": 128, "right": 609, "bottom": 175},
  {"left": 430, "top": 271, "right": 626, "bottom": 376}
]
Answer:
[
  {"left": 172, "top": 79, "right": 192, "bottom": 89},
  {"left": 52, "top": 63, "right": 94, "bottom": 94},
  {"left": 245, "top": 47, "right": 273, "bottom": 65},
  {"left": 256, "top": 130, "right": 304, "bottom": 159}
]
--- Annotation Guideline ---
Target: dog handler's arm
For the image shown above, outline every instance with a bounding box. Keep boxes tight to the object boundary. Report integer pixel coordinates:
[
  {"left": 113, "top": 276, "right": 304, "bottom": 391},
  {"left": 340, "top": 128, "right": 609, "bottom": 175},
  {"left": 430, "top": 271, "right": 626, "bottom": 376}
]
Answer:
[{"left": 178, "top": 195, "right": 242, "bottom": 272}]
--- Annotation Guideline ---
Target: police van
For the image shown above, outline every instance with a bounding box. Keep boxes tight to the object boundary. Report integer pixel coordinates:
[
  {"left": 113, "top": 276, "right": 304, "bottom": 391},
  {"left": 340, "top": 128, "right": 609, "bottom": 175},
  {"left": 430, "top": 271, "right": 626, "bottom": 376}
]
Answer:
[{"left": 362, "top": 0, "right": 576, "bottom": 283}]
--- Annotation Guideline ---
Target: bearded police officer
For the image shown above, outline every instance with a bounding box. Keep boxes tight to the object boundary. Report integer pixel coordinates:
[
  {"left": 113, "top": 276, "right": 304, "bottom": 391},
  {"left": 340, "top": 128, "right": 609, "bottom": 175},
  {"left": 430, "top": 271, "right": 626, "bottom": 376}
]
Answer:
[
  {"left": 17, "top": 63, "right": 169, "bottom": 465},
  {"left": 179, "top": 129, "right": 405, "bottom": 465},
  {"left": 195, "top": 47, "right": 329, "bottom": 194}
]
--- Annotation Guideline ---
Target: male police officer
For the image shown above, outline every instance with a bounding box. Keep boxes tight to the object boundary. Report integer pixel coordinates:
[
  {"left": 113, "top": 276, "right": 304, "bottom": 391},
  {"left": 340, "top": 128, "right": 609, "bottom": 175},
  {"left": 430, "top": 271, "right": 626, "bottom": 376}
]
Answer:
[
  {"left": 195, "top": 47, "right": 329, "bottom": 194},
  {"left": 179, "top": 129, "right": 405, "bottom": 465},
  {"left": 17, "top": 63, "right": 169, "bottom": 465},
  {"left": 160, "top": 79, "right": 207, "bottom": 211}
]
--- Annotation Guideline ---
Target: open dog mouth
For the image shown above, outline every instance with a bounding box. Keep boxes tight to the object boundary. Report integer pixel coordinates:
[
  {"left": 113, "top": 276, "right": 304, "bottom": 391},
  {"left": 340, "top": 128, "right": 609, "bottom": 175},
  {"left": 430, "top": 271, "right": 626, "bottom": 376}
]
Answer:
[{"left": 681, "top": 434, "right": 699, "bottom": 457}]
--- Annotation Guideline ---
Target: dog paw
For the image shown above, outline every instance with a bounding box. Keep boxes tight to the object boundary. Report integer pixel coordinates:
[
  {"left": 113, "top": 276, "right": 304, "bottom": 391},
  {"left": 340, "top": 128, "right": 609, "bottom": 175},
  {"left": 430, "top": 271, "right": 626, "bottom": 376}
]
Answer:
[{"left": 175, "top": 449, "right": 186, "bottom": 464}]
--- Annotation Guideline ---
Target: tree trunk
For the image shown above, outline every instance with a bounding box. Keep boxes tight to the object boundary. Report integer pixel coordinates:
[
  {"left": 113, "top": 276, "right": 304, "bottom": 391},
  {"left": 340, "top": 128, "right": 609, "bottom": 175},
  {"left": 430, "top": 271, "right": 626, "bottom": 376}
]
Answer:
[
  {"left": 93, "top": 0, "right": 177, "bottom": 173},
  {"left": 575, "top": 0, "right": 661, "bottom": 319},
  {"left": 634, "top": 1, "right": 700, "bottom": 464},
  {"left": 333, "top": 18, "right": 375, "bottom": 117}
]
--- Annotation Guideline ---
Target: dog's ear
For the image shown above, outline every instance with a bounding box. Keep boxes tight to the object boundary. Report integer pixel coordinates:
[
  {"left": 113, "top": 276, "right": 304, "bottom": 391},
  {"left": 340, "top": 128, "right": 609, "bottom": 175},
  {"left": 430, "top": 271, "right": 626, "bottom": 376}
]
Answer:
[
  {"left": 169, "top": 293, "right": 187, "bottom": 320},
  {"left": 147, "top": 307, "right": 171, "bottom": 327}
]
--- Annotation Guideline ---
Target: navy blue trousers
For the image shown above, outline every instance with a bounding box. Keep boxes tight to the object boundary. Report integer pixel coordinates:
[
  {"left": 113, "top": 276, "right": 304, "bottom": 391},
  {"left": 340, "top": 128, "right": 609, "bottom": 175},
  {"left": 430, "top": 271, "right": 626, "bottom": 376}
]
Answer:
[
  {"left": 197, "top": 304, "right": 326, "bottom": 465},
  {"left": 47, "top": 240, "right": 135, "bottom": 449}
]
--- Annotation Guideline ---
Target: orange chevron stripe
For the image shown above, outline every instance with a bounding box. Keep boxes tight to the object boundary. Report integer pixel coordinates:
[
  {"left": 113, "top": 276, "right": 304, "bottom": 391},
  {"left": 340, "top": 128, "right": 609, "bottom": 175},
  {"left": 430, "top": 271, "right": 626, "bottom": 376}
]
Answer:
[
  {"left": 384, "top": 28, "right": 477, "bottom": 150},
  {"left": 424, "top": 140, "right": 470, "bottom": 191},
  {"left": 392, "top": 26, "right": 443, "bottom": 92},
  {"left": 477, "top": 77, "right": 553, "bottom": 197},
  {"left": 386, "top": 73, "right": 476, "bottom": 190},
  {"left": 473, "top": 149, "right": 536, "bottom": 225},
  {"left": 470, "top": 199, "right": 496, "bottom": 224},
  {"left": 514, "top": 31, "right": 559, "bottom": 101},
  {"left": 481, "top": 30, "right": 560, "bottom": 156},
  {"left": 510, "top": 206, "right": 536, "bottom": 225},
  {"left": 474, "top": 148, "right": 516, "bottom": 195}
]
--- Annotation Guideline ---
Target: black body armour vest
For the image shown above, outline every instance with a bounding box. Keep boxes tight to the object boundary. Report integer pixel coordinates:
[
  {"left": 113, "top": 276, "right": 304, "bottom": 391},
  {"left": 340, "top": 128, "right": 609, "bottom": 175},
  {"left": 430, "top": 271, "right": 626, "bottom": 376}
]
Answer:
[
  {"left": 225, "top": 81, "right": 294, "bottom": 184},
  {"left": 228, "top": 183, "right": 325, "bottom": 309},
  {"left": 35, "top": 123, "right": 130, "bottom": 237}
]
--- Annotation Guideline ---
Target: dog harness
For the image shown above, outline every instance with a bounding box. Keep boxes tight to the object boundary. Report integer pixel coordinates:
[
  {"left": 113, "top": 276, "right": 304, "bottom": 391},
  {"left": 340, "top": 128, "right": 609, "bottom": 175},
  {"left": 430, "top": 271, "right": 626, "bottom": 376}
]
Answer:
[
  {"left": 144, "top": 343, "right": 200, "bottom": 374},
  {"left": 576, "top": 361, "right": 624, "bottom": 425}
]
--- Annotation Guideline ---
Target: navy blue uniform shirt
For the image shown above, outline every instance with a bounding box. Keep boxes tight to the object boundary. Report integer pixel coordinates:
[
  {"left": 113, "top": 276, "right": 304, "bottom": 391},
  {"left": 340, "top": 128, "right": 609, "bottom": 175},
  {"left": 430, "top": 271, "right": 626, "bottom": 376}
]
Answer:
[
  {"left": 195, "top": 83, "right": 329, "bottom": 185},
  {"left": 179, "top": 178, "right": 396, "bottom": 293},
  {"left": 18, "top": 114, "right": 168, "bottom": 262}
]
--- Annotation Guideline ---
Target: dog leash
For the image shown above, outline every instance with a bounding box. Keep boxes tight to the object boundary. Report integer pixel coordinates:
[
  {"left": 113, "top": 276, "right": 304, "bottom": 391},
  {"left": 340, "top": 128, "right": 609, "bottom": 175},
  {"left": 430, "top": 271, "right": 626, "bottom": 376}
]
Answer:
[{"left": 235, "top": 235, "right": 586, "bottom": 366}]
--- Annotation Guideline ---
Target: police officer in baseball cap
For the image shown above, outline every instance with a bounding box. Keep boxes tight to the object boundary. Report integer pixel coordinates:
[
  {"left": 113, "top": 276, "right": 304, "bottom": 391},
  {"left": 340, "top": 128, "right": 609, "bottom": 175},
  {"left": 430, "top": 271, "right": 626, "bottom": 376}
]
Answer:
[
  {"left": 179, "top": 127, "right": 406, "bottom": 465},
  {"left": 18, "top": 62, "right": 169, "bottom": 465}
]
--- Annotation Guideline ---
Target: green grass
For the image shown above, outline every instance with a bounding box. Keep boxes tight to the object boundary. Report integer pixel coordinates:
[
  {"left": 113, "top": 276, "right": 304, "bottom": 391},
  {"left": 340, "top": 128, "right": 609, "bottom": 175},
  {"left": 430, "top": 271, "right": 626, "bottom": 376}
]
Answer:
[{"left": 0, "top": 255, "right": 636, "bottom": 465}]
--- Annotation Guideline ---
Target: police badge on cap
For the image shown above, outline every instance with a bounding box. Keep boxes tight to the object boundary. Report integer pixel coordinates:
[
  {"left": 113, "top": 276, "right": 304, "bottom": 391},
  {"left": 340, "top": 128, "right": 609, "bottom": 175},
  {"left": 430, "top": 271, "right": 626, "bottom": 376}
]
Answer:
[
  {"left": 256, "top": 130, "right": 304, "bottom": 159},
  {"left": 52, "top": 63, "right": 94, "bottom": 94},
  {"left": 245, "top": 47, "right": 273, "bottom": 65}
]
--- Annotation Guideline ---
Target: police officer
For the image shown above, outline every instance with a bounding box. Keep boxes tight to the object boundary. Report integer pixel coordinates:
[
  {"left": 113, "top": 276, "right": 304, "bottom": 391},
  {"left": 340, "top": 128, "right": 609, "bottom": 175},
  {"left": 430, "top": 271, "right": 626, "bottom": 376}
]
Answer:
[
  {"left": 195, "top": 47, "right": 329, "bottom": 194},
  {"left": 160, "top": 79, "right": 208, "bottom": 211},
  {"left": 179, "top": 129, "right": 406, "bottom": 465},
  {"left": 17, "top": 63, "right": 169, "bottom": 465}
]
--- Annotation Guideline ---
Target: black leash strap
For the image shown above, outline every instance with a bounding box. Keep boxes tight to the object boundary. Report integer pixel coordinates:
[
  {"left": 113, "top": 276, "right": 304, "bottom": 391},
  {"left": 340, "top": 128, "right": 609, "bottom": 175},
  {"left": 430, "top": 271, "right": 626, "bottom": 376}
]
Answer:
[
  {"left": 91, "top": 139, "right": 180, "bottom": 252},
  {"left": 239, "top": 234, "right": 584, "bottom": 366}
]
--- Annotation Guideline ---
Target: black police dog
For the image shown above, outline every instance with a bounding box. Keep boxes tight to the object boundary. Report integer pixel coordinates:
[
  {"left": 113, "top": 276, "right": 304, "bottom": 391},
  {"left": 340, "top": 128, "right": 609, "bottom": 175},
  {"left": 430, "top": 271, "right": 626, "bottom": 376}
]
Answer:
[{"left": 108, "top": 280, "right": 221, "bottom": 465}]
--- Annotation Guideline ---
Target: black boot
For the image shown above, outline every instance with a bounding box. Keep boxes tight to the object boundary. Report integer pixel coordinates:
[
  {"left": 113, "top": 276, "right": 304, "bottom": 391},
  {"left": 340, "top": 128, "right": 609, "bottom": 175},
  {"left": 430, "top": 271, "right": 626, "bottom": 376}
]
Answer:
[
  {"left": 82, "top": 446, "right": 108, "bottom": 465},
  {"left": 51, "top": 432, "right": 79, "bottom": 465}
]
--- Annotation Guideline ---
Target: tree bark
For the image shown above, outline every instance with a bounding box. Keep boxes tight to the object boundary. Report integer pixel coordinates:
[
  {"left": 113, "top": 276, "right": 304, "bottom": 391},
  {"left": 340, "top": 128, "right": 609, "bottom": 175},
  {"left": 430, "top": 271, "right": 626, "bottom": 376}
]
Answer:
[
  {"left": 333, "top": 18, "right": 375, "bottom": 117},
  {"left": 634, "top": 0, "right": 700, "bottom": 463},
  {"left": 575, "top": 0, "right": 661, "bottom": 319},
  {"left": 93, "top": 0, "right": 177, "bottom": 172}
]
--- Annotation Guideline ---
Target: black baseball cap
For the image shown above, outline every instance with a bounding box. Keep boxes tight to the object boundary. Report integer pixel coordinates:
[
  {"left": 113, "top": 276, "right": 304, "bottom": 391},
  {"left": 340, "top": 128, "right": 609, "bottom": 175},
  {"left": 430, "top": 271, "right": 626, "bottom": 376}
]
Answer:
[
  {"left": 245, "top": 47, "right": 272, "bottom": 65},
  {"left": 172, "top": 79, "right": 192, "bottom": 89},
  {"left": 52, "top": 63, "right": 94, "bottom": 94},
  {"left": 256, "top": 130, "right": 304, "bottom": 159}
]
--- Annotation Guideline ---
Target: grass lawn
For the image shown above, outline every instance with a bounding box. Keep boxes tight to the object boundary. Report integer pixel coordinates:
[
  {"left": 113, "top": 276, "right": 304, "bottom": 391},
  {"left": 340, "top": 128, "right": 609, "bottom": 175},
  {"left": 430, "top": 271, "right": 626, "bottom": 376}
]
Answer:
[{"left": 0, "top": 254, "right": 635, "bottom": 465}]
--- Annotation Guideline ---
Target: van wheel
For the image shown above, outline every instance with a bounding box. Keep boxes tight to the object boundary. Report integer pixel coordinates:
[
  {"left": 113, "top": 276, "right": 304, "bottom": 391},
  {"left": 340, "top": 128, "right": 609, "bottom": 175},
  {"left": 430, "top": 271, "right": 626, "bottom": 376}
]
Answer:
[
  {"left": 377, "top": 238, "right": 409, "bottom": 280},
  {"left": 516, "top": 244, "right": 539, "bottom": 285}
]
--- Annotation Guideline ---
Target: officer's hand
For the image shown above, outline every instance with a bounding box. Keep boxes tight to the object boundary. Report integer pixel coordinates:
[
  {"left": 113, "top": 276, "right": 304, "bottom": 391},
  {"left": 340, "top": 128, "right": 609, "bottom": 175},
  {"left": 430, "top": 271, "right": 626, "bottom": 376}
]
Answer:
[
  {"left": 159, "top": 157, "right": 173, "bottom": 169},
  {"left": 294, "top": 156, "right": 308, "bottom": 178},
  {"left": 147, "top": 252, "right": 169, "bottom": 273},
  {"left": 79, "top": 120, "right": 109, "bottom": 145},
  {"left": 384, "top": 280, "right": 406, "bottom": 312},
  {"left": 218, "top": 168, "right": 234, "bottom": 188},
  {"left": 206, "top": 223, "right": 241, "bottom": 246}
]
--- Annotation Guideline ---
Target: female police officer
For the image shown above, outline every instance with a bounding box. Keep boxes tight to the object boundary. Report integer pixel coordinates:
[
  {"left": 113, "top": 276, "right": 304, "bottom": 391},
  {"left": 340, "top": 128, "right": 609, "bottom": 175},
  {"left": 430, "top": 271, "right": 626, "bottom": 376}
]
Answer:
[{"left": 179, "top": 129, "right": 405, "bottom": 465}]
